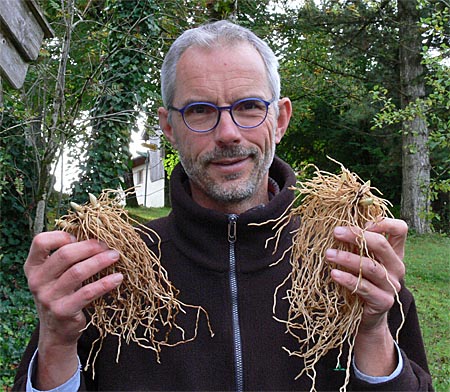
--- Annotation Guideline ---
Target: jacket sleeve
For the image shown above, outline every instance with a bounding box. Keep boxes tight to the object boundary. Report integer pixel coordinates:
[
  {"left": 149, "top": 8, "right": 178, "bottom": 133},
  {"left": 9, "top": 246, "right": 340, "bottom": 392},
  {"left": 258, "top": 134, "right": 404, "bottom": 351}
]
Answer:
[
  {"left": 350, "top": 285, "right": 433, "bottom": 391},
  {"left": 12, "top": 322, "right": 94, "bottom": 392}
]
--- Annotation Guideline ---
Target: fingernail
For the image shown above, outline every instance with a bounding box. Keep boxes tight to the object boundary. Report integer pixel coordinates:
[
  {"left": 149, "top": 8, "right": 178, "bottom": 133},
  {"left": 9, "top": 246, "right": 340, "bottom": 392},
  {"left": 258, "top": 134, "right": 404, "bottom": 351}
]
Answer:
[
  {"left": 331, "top": 269, "right": 344, "bottom": 279},
  {"left": 365, "top": 221, "right": 376, "bottom": 229},
  {"left": 334, "top": 226, "right": 346, "bottom": 236},
  {"left": 107, "top": 250, "right": 120, "bottom": 260},
  {"left": 326, "top": 249, "right": 337, "bottom": 260},
  {"left": 111, "top": 273, "right": 123, "bottom": 285}
]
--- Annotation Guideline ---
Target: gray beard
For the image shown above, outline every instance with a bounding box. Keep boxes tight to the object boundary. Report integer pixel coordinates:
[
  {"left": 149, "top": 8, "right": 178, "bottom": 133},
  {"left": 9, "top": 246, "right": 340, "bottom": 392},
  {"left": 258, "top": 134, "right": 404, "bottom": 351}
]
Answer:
[{"left": 179, "top": 143, "right": 275, "bottom": 204}]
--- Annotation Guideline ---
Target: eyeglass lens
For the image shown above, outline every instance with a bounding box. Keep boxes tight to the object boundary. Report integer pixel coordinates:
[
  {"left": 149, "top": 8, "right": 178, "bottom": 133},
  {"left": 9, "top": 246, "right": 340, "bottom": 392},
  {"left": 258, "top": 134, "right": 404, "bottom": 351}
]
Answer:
[{"left": 183, "top": 98, "right": 269, "bottom": 132}]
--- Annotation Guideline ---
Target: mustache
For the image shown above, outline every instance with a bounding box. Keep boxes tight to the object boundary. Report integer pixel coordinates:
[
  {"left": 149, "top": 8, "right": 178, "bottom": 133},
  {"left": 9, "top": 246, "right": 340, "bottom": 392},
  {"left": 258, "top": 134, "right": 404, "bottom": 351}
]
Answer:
[{"left": 201, "top": 146, "right": 259, "bottom": 163}]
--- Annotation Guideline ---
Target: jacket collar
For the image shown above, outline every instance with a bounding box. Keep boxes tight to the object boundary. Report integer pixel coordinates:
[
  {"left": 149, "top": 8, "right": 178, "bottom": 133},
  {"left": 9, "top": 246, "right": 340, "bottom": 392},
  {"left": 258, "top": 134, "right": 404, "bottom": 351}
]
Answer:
[{"left": 167, "top": 156, "right": 297, "bottom": 273}]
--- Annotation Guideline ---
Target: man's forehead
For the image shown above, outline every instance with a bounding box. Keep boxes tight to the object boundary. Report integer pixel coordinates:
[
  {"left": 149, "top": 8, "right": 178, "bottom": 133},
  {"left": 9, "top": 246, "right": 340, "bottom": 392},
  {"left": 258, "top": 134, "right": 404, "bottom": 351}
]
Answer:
[
  {"left": 171, "top": 43, "right": 270, "bottom": 103},
  {"left": 176, "top": 43, "right": 266, "bottom": 81}
]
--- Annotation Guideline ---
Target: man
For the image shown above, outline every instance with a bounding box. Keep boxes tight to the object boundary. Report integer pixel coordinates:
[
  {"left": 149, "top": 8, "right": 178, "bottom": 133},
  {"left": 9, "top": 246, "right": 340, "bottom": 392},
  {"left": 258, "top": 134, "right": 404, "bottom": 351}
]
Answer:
[{"left": 14, "top": 20, "right": 432, "bottom": 391}]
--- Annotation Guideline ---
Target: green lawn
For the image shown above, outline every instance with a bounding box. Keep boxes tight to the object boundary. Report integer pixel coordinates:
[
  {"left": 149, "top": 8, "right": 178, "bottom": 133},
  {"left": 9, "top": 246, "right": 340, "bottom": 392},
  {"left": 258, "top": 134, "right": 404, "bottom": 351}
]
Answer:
[
  {"left": 126, "top": 205, "right": 172, "bottom": 223},
  {"left": 1, "top": 206, "right": 448, "bottom": 390},
  {"left": 403, "top": 234, "right": 450, "bottom": 392}
]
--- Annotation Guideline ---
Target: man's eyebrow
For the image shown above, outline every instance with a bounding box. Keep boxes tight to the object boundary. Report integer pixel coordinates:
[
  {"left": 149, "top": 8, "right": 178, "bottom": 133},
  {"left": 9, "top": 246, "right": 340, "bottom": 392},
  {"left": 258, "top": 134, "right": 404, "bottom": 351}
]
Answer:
[
  {"left": 179, "top": 98, "right": 213, "bottom": 106},
  {"left": 180, "top": 95, "right": 267, "bottom": 106}
]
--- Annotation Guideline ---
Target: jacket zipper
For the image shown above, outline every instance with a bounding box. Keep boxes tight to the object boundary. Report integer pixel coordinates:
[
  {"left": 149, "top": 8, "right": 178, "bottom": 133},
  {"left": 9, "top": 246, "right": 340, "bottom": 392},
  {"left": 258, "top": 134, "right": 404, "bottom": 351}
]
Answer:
[{"left": 228, "top": 214, "right": 244, "bottom": 392}]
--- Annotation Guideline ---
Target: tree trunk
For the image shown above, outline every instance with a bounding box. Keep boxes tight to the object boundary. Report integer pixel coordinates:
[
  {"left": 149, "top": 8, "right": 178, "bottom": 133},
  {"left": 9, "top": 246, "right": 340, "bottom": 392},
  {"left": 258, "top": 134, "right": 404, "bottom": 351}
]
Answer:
[
  {"left": 124, "top": 171, "right": 139, "bottom": 207},
  {"left": 398, "top": 0, "right": 431, "bottom": 233},
  {"left": 30, "top": 0, "right": 74, "bottom": 236},
  {"left": 164, "top": 171, "right": 171, "bottom": 208},
  {"left": 33, "top": 194, "right": 47, "bottom": 236}
]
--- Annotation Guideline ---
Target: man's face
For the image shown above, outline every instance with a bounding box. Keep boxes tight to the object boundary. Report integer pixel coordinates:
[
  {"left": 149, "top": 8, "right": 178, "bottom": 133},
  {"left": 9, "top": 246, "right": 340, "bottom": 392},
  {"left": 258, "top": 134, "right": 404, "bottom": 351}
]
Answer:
[{"left": 159, "top": 43, "right": 290, "bottom": 213}]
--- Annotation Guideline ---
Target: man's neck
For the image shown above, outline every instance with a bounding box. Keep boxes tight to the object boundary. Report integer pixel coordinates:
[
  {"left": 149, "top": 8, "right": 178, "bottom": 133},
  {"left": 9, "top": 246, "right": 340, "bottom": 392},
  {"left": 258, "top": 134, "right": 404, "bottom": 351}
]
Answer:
[{"left": 189, "top": 182, "right": 270, "bottom": 215}]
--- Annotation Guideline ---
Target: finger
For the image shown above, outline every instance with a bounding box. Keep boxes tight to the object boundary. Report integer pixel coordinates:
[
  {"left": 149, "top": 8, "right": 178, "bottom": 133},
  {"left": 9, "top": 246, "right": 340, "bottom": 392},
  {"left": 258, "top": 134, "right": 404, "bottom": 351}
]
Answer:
[
  {"left": 331, "top": 269, "right": 395, "bottom": 313},
  {"left": 47, "top": 239, "right": 111, "bottom": 279},
  {"left": 55, "top": 249, "right": 121, "bottom": 295},
  {"left": 55, "top": 273, "right": 123, "bottom": 316},
  {"left": 326, "top": 249, "right": 401, "bottom": 293},
  {"left": 365, "top": 218, "right": 408, "bottom": 260},
  {"left": 333, "top": 226, "right": 405, "bottom": 280},
  {"left": 26, "top": 240, "right": 114, "bottom": 294},
  {"left": 33, "top": 250, "right": 122, "bottom": 317},
  {"left": 26, "top": 231, "right": 77, "bottom": 268}
]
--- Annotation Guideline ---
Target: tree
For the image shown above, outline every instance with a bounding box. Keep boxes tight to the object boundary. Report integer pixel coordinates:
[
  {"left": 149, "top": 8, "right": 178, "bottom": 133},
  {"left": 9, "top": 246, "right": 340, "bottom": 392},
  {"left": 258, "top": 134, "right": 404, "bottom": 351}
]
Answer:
[
  {"left": 71, "top": 0, "right": 161, "bottom": 205},
  {"left": 1, "top": 0, "right": 124, "bottom": 237},
  {"left": 398, "top": 0, "right": 431, "bottom": 233},
  {"left": 273, "top": 0, "right": 404, "bottom": 203},
  {"left": 371, "top": 0, "right": 449, "bottom": 232},
  {"left": 269, "top": 0, "right": 448, "bottom": 232},
  {"left": 1, "top": 0, "right": 77, "bottom": 237}
]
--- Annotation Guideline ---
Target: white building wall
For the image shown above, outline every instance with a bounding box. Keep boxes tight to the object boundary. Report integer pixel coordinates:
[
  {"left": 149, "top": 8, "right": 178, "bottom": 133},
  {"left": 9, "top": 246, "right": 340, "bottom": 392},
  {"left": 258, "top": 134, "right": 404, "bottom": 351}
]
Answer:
[{"left": 132, "top": 162, "right": 165, "bottom": 208}]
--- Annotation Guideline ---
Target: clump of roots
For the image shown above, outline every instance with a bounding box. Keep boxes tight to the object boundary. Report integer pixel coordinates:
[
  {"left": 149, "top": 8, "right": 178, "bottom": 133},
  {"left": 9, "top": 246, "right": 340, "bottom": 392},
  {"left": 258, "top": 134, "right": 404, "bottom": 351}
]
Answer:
[
  {"left": 263, "top": 158, "right": 403, "bottom": 392},
  {"left": 55, "top": 190, "right": 213, "bottom": 376}
]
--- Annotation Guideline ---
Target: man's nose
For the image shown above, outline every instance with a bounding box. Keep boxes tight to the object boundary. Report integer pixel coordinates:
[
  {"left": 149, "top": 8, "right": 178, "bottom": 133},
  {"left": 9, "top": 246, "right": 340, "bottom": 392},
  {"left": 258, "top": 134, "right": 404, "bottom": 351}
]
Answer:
[{"left": 213, "top": 110, "right": 241, "bottom": 144}]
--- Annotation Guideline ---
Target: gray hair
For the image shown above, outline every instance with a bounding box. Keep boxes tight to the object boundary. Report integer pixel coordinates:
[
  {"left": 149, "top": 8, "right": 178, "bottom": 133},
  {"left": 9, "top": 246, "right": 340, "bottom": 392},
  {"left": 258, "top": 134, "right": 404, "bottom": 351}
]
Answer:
[{"left": 160, "top": 20, "right": 280, "bottom": 109}]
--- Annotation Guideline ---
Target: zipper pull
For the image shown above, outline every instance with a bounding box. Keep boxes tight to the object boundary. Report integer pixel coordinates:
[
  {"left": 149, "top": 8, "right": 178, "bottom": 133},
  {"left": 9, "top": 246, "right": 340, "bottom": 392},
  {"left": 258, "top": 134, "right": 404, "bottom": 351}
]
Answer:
[{"left": 228, "top": 214, "right": 237, "bottom": 244}]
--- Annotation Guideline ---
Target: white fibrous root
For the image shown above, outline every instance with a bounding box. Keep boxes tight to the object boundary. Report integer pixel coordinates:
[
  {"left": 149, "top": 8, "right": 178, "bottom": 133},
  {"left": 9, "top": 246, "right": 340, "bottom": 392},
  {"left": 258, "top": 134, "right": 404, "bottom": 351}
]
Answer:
[
  {"left": 257, "top": 158, "right": 404, "bottom": 392},
  {"left": 55, "top": 190, "right": 213, "bottom": 376}
]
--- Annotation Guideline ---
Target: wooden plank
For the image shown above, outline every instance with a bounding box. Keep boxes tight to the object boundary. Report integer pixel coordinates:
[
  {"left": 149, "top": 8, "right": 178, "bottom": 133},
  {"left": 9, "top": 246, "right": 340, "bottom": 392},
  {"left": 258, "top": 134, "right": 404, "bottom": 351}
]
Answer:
[
  {"left": 0, "top": 28, "right": 29, "bottom": 89},
  {"left": 0, "top": 0, "right": 45, "bottom": 61},
  {"left": 26, "top": 0, "right": 54, "bottom": 39}
]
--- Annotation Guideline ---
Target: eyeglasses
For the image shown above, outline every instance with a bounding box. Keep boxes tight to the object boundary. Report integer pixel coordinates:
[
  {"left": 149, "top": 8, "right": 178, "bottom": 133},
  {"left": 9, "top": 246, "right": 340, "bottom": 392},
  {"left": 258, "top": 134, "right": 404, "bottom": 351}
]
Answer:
[{"left": 168, "top": 97, "right": 275, "bottom": 133}]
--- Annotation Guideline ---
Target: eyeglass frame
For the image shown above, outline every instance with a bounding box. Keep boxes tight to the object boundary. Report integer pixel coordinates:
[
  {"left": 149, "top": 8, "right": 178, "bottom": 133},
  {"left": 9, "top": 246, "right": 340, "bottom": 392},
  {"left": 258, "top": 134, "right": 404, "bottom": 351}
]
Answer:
[{"left": 167, "top": 97, "right": 276, "bottom": 133}]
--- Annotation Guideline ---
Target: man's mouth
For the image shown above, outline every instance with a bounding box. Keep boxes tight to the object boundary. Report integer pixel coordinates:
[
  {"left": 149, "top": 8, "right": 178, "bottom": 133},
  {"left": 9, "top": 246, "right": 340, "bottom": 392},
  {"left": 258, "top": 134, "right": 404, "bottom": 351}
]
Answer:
[
  {"left": 209, "top": 155, "right": 252, "bottom": 174},
  {"left": 211, "top": 156, "right": 248, "bottom": 166}
]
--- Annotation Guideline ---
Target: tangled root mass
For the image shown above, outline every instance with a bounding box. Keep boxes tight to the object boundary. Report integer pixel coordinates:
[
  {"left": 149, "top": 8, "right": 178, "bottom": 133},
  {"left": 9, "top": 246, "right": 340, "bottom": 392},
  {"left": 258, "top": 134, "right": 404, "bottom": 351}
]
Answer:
[
  {"left": 262, "top": 158, "right": 403, "bottom": 392},
  {"left": 55, "top": 190, "right": 213, "bottom": 375}
]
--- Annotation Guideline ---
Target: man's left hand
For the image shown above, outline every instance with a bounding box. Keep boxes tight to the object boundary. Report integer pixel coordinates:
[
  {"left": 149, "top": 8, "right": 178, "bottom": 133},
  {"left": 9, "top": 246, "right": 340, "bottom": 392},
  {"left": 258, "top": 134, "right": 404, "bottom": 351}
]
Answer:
[{"left": 325, "top": 217, "right": 408, "bottom": 376}]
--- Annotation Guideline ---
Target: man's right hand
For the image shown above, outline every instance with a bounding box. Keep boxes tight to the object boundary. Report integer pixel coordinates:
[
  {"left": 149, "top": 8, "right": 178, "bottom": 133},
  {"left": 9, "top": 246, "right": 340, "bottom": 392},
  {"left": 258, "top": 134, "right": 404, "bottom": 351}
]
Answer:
[{"left": 24, "top": 231, "right": 123, "bottom": 390}]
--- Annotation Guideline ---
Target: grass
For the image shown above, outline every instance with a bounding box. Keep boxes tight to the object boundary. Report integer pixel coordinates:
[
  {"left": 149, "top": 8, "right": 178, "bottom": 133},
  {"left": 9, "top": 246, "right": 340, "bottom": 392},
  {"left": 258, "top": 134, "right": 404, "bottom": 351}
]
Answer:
[
  {"left": 47, "top": 205, "right": 172, "bottom": 228},
  {"left": 126, "top": 205, "right": 172, "bottom": 223},
  {"left": 1, "top": 206, "right": 448, "bottom": 390},
  {"left": 403, "top": 234, "right": 450, "bottom": 392}
]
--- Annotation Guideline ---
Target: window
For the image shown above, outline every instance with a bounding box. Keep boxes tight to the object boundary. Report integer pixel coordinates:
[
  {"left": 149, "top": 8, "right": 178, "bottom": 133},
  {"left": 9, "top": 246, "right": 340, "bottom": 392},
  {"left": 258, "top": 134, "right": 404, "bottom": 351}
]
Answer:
[
  {"left": 150, "top": 150, "right": 164, "bottom": 181},
  {"left": 137, "top": 169, "right": 144, "bottom": 184}
]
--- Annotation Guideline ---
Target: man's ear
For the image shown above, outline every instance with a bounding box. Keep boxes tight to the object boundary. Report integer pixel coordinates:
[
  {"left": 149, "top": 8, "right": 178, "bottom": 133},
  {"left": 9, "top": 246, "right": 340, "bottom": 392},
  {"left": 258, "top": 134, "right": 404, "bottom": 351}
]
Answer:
[
  {"left": 158, "top": 107, "right": 177, "bottom": 149},
  {"left": 275, "top": 97, "right": 292, "bottom": 144}
]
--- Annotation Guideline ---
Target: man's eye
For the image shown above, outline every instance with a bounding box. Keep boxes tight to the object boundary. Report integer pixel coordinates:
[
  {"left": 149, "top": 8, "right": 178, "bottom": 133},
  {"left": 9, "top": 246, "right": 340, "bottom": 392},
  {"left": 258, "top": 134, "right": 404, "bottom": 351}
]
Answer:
[
  {"left": 235, "top": 100, "right": 264, "bottom": 111},
  {"left": 187, "top": 104, "right": 215, "bottom": 115}
]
